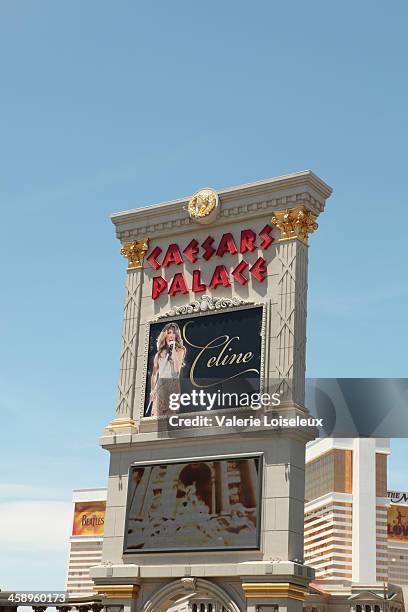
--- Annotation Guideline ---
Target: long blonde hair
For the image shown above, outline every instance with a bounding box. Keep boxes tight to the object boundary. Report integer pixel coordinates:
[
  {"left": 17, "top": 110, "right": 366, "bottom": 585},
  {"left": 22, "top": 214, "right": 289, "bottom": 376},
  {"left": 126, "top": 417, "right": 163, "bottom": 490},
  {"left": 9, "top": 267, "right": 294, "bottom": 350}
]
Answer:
[{"left": 154, "top": 323, "right": 185, "bottom": 368}]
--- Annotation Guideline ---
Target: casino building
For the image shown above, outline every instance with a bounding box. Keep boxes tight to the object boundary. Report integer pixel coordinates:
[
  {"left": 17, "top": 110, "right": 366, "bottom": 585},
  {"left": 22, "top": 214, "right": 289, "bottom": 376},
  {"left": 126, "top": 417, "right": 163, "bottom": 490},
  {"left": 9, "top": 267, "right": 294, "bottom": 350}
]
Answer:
[
  {"left": 302, "top": 438, "right": 408, "bottom": 612},
  {"left": 304, "top": 438, "right": 389, "bottom": 584},
  {"left": 304, "top": 438, "right": 408, "bottom": 589},
  {"left": 387, "top": 491, "right": 408, "bottom": 586}
]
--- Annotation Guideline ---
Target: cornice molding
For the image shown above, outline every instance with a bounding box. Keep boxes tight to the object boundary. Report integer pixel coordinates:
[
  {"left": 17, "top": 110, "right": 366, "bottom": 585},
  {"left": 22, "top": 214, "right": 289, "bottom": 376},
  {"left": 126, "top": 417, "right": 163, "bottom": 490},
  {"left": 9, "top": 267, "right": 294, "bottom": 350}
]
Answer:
[{"left": 111, "top": 171, "right": 332, "bottom": 243}]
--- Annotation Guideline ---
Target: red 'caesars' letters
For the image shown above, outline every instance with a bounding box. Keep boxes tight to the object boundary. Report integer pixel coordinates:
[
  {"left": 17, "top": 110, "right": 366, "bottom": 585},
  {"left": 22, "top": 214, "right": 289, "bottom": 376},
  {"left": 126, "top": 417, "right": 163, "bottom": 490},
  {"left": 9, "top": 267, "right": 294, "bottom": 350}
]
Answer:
[{"left": 148, "top": 226, "right": 274, "bottom": 300}]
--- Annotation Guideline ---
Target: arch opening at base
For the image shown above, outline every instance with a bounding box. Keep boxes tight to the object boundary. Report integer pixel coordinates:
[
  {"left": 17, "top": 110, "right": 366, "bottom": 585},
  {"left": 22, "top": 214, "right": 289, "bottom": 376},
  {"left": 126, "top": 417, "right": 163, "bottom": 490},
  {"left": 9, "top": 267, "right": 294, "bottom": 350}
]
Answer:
[{"left": 141, "top": 578, "right": 243, "bottom": 612}]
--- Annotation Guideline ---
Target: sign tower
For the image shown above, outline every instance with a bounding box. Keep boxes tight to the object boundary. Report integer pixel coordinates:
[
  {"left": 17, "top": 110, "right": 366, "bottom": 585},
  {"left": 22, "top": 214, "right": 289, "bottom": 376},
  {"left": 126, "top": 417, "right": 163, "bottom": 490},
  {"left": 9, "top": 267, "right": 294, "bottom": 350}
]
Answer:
[{"left": 91, "top": 171, "right": 332, "bottom": 612}]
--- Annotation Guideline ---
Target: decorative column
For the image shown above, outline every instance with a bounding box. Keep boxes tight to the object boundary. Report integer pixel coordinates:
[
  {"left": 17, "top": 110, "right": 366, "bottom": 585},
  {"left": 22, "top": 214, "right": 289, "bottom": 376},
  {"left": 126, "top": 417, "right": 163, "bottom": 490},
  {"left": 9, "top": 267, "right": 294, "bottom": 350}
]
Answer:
[
  {"left": 159, "top": 463, "right": 180, "bottom": 516},
  {"left": 211, "top": 472, "right": 216, "bottom": 514},
  {"left": 218, "top": 460, "right": 230, "bottom": 514},
  {"left": 352, "top": 438, "right": 377, "bottom": 583},
  {"left": 109, "top": 238, "right": 149, "bottom": 429},
  {"left": 271, "top": 206, "right": 318, "bottom": 407},
  {"left": 247, "top": 207, "right": 319, "bottom": 612}
]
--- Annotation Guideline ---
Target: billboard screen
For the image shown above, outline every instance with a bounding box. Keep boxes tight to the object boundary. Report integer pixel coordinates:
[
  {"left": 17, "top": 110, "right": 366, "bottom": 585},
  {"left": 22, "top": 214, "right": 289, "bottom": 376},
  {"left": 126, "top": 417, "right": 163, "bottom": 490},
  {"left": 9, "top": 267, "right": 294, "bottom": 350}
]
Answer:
[
  {"left": 143, "top": 306, "right": 263, "bottom": 418},
  {"left": 72, "top": 501, "right": 106, "bottom": 536},
  {"left": 388, "top": 504, "right": 408, "bottom": 542},
  {"left": 124, "top": 456, "right": 262, "bottom": 553}
]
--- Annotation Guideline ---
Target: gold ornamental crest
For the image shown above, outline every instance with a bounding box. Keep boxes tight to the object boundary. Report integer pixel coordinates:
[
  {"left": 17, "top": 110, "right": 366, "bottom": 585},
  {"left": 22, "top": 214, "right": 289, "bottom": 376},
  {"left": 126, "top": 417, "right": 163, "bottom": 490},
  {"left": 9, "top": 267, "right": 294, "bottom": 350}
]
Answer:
[{"left": 188, "top": 188, "right": 219, "bottom": 224}]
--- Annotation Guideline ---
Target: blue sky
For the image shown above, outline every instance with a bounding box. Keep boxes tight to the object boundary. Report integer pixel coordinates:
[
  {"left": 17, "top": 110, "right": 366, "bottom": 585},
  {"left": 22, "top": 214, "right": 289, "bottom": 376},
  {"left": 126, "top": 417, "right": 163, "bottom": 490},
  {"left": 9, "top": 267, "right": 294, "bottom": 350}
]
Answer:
[{"left": 0, "top": 0, "right": 407, "bottom": 591}]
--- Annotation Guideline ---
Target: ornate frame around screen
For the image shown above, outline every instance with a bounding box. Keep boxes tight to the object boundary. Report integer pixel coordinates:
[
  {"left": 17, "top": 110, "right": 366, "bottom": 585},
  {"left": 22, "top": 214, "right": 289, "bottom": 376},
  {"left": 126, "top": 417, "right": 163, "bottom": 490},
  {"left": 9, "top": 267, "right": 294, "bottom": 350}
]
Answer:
[
  {"left": 140, "top": 297, "right": 267, "bottom": 419},
  {"left": 123, "top": 452, "right": 263, "bottom": 555}
]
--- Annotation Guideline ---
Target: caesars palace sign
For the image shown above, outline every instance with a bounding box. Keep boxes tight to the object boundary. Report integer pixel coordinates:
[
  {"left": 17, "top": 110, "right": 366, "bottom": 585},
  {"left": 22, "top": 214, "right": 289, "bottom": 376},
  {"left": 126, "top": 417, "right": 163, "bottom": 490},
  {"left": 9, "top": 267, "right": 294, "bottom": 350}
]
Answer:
[
  {"left": 120, "top": 186, "right": 320, "bottom": 301},
  {"left": 147, "top": 224, "right": 274, "bottom": 300}
]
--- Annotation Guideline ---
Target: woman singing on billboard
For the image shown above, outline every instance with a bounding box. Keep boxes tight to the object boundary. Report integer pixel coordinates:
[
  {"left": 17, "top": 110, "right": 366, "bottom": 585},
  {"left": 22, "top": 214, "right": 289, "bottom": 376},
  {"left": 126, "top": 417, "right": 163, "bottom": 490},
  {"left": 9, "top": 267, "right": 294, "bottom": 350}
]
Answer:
[{"left": 147, "top": 323, "right": 186, "bottom": 417}]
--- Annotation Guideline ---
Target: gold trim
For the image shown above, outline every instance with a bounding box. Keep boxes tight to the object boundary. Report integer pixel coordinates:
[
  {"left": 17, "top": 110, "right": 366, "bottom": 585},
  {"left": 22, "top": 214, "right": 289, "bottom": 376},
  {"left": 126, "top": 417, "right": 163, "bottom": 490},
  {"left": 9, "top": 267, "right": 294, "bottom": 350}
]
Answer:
[
  {"left": 108, "top": 418, "right": 138, "bottom": 430},
  {"left": 242, "top": 582, "right": 308, "bottom": 601},
  {"left": 94, "top": 584, "right": 140, "bottom": 599},
  {"left": 120, "top": 239, "right": 149, "bottom": 270},
  {"left": 271, "top": 206, "right": 318, "bottom": 245}
]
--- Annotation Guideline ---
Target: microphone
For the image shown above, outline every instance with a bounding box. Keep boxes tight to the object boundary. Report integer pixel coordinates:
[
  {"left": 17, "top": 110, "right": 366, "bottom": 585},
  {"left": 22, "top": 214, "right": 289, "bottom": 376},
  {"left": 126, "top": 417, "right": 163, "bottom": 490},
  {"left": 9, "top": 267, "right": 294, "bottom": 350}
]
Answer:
[{"left": 168, "top": 340, "right": 175, "bottom": 353}]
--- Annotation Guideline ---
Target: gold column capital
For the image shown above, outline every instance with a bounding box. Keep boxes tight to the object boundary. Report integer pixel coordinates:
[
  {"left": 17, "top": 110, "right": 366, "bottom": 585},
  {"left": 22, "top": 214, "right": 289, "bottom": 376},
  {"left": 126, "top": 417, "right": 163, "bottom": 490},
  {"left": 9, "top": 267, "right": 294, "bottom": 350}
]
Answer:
[
  {"left": 94, "top": 584, "right": 140, "bottom": 599},
  {"left": 120, "top": 238, "right": 149, "bottom": 270},
  {"left": 271, "top": 206, "right": 318, "bottom": 245},
  {"left": 241, "top": 581, "right": 308, "bottom": 601}
]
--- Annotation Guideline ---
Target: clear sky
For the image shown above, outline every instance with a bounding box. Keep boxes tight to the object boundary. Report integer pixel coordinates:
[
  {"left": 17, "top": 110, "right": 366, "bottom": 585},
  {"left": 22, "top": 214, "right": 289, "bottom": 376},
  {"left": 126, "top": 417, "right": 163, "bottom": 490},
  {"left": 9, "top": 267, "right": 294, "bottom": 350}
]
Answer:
[{"left": 0, "top": 0, "right": 407, "bottom": 591}]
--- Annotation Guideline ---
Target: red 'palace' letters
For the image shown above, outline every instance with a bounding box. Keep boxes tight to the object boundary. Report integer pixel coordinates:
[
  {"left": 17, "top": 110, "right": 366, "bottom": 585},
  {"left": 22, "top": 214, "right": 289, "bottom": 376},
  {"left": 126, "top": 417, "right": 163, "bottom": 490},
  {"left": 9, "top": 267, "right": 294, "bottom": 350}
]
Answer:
[{"left": 147, "top": 225, "right": 274, "bottom": 300}]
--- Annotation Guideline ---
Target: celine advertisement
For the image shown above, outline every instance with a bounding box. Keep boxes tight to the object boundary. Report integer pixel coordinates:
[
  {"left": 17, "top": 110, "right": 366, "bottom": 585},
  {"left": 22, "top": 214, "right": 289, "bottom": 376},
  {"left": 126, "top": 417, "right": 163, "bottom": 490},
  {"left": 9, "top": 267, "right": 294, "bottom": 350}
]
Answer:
[
  {"left": 72, "top": 501, "right": 106, "bottom": 536},
  {"left": 123, "top": 455, "right": 262, "bottom": 553},
  {"left": 144, "top": 306, "right": 263, "bottom": 418}
]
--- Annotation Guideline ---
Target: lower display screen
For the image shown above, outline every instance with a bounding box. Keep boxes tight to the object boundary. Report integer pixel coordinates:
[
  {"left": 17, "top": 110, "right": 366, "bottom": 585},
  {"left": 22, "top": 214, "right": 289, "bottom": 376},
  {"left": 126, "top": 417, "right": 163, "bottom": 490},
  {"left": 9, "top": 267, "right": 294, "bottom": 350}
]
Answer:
[{"left": 123, "top": 455, "right": 262, "bottom": 553}]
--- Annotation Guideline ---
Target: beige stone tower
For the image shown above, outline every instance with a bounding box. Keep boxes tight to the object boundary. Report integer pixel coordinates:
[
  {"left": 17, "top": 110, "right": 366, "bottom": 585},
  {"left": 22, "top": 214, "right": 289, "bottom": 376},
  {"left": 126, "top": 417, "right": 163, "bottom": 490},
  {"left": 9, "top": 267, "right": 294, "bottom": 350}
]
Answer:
[{"left": 90, "top": 171, "right": 332, "bottom": 612}]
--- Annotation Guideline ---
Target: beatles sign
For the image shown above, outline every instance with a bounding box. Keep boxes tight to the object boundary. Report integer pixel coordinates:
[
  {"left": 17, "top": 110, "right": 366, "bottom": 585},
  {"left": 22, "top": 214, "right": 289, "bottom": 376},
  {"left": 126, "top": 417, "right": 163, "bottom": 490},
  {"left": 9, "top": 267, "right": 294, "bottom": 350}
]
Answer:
[
  {"left": 146, "top": 226, "right": 274, "bottom": 300},
  {"left": 144, "top": 306, "right": 263, "bottom": 417},
  {"left": 72, "top": 501, "right": 106, "bottom": 536}
]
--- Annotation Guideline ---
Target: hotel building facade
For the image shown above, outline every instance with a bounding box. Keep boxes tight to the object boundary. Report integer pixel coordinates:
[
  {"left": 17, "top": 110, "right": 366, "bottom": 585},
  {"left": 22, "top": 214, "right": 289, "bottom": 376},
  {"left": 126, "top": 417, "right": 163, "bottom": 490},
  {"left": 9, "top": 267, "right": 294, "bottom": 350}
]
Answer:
[
  {"left": 303, "top": 438, "right": 406, "bottom": 612},
  {"left": 304, "top": 438, "right": 389, "bottom": 585},
  {"left": 65, "top": 488, "right": 106, "bottom": 598}
]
